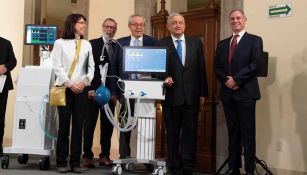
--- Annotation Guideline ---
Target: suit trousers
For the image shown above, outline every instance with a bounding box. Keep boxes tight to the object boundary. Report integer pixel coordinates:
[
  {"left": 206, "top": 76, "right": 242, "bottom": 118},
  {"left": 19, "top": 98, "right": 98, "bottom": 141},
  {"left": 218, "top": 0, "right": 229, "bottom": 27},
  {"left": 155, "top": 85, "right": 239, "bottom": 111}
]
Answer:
[
  {"left": 56, "top": 89, "right": 88, "bottom": 167},
  {"left": 83, "top": 98, "right": 114, "bottom": 159},
  {"left": 0, "top": 90, "right": 8, "bottom": 148},
  {"left": 164, "top": 104, "right": 199, "bottom": 172},
  {"left": 119, "top": 98, "right": 135, "bottom": 158},
  {"left": 222, "top": 97, "right": 256, "bottom": 173}
]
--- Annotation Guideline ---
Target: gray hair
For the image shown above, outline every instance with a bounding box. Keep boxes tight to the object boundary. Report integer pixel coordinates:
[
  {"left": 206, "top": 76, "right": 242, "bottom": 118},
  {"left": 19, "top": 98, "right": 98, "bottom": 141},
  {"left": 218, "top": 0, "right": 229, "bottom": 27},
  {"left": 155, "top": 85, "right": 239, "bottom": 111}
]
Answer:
[
  {"left": 128, "top": 14, "right": 145, "bottom": 25},
  {"left": 229, "top": 9, "right": 247, "bottom": 19},
  {"left": 167, "top": 13, "right": 185, "bottom": 24},
  {"left": 102, "top": 18, "right": 117, "bottom": 28}
]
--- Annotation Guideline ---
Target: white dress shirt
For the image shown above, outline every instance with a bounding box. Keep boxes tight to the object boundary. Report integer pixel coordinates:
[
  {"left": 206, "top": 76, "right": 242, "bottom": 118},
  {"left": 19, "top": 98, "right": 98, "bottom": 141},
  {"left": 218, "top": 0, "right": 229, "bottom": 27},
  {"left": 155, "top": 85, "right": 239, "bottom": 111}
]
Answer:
[
  {"left": 51, "top": 38, "right": 95, "bottom": 87},
  {"left": 171, "top": 34, "right": 186, "bottom": 66}
]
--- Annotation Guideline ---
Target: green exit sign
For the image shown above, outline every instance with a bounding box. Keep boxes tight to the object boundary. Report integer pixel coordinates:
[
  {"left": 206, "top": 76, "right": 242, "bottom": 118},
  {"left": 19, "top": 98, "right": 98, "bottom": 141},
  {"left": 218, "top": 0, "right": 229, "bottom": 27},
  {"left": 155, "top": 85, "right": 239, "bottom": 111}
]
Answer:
[{"left": 269, "top": 3, "right": 292, "bottom": 18}]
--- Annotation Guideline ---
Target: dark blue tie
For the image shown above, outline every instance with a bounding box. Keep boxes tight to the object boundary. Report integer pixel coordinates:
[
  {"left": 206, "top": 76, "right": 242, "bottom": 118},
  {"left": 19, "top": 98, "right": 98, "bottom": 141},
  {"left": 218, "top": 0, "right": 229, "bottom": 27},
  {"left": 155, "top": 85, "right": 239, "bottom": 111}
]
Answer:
[{"left": 176, "top": 39, "right": 182, "bottom": 63}]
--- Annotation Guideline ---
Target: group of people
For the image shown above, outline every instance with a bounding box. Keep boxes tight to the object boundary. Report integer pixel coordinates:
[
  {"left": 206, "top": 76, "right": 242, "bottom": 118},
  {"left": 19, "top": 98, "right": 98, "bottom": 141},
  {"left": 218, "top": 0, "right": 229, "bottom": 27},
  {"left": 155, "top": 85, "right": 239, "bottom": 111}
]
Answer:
[{"left": 0, "top": 9, "right": 263, "bottom": 175}]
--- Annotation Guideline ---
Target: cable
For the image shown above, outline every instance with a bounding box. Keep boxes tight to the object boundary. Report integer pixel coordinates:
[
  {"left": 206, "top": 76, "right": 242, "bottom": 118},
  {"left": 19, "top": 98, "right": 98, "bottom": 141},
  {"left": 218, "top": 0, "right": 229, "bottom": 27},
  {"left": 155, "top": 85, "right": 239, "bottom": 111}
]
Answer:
[{"left": 39, "top": 94, "right": 57, "bottom": 140}]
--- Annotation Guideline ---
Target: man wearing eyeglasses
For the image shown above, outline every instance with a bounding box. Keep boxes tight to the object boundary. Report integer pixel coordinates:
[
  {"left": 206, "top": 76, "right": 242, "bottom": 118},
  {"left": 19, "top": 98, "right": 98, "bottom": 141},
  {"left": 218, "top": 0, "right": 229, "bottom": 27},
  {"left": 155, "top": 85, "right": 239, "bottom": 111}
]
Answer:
[
  {"left": 82, "top": 18, "right": 118, "bottom": 168},
  {"left": 114, "top": 14, "right": 157, "bottom": 160}
]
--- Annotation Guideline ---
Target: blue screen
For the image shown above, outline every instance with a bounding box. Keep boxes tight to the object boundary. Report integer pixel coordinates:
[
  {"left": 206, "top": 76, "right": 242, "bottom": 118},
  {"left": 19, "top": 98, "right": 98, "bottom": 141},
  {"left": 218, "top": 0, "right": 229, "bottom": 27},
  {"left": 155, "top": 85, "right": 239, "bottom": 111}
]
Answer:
[
  {"left": 123, "top": 47, "right": 167, "bottom": 74},
  {"left": 25, "top": 25, "right": 57, "bottom": 45}
]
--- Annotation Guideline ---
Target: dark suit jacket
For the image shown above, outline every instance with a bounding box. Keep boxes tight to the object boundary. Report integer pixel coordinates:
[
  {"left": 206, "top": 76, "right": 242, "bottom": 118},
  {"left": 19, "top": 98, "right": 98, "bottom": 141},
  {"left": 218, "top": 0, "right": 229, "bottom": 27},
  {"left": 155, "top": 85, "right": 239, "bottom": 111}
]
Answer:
[
  {"left": 89, "top": 37, "right": 117, "bottom": 94},
  {"left": 214, "top": 32, "right": 263, "bottom": 100},
  {"left": 114, "top": 34, "right": 157, "bottom": 80},
  {"left": 0, "top": 37, "right": 17, "bottom": 91},
  {"left": 156, "top": 35, "right": 208, "bottom": 106}
]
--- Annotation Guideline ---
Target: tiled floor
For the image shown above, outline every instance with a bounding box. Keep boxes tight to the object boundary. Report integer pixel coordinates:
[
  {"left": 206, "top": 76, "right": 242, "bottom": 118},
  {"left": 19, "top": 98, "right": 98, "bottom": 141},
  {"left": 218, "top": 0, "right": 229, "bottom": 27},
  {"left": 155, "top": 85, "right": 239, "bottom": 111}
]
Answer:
[{"left": 0, "top": 155, "right": 210, "bottom": 175}]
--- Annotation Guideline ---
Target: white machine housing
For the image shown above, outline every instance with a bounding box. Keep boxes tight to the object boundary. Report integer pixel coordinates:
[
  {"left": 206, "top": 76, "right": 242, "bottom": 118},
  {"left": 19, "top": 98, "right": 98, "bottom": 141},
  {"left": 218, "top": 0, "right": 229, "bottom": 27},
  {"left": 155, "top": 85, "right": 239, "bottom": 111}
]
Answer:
[
  {"left": 112, "top": 80, "right": 166, "bottom": 175},
  {"left": 4, "top": 66, "right": 57, "bottom": 155}
]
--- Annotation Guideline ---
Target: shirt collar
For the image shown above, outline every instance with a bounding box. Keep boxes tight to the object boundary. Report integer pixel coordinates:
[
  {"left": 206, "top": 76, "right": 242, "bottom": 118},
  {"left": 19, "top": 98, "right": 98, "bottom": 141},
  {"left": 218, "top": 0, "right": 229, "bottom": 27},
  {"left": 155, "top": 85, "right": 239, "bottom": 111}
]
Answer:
[
  {"left": 131, "top": 35, "right": 143, "bottom": 43},
  {"left": 171, "top": 34, "right": 185, "bottom": 43},
  {"left": 232, "top": 30, "right": 246, "bottom": 38}
]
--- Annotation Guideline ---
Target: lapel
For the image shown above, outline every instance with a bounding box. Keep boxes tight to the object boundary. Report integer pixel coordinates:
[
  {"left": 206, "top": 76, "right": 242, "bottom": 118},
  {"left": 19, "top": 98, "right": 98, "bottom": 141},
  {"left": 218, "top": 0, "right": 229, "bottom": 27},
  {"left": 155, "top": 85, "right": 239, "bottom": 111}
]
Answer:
[
  {"left": 123, "top": 36, "right": 131, "bottom": 46},
  {"left": 184, "top": 36, "right": 191, "bottom": 67},
  {"left": 231, "top": 32, "right": 248, "bottom": 62},
  {"left": 167, "top": 36, "right": 183, "bottom": 67}
]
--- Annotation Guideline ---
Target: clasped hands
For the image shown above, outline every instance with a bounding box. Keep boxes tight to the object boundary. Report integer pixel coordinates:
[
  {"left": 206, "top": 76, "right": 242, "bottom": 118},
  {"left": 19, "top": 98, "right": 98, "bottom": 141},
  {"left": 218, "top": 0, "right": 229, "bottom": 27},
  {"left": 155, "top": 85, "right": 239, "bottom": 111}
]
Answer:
[
  {"left": 70, "top": 82, "right": 86, "bottom": 94},
  {"left": 226, "top": 76, "right": 239, "bottom": 90}
]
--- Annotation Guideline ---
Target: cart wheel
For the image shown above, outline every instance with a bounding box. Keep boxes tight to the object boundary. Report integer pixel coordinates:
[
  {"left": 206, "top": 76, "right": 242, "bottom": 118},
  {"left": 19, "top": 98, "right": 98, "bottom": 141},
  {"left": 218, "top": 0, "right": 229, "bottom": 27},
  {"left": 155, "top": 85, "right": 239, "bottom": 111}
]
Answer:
[
  {"left": 39, "top": 156, "right": 50, "bottom": 170},
  {"left": 112, "top": 164, "right": 123, "bottom": 175},
  {"left": 153, "top": 166, "right": 164, "bottom": 175},
  {"left": 125, "top": 163, "right": 134, "bottom": 171},
  {"left": 1, "top": 155, "right": 9, "bottom": 169},
  {"left": 17, "top": 154, "right": 29, "bottom": 164}
]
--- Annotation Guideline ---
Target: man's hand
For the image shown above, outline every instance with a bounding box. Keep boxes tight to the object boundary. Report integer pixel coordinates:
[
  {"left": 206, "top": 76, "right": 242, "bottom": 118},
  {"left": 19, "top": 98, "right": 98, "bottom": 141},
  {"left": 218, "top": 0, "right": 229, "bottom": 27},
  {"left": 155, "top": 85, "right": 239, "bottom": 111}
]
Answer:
[
  {"left": 165, "top": 76, "right": 174, "bottom": 87},
  {"left": 225, "top": 76, "right": 237, "bottom": 89},
  {"left": 88, "top": 90, "right": 95, "bottom": 100},
  {"left": 200, "top": 97, "right": 205, "bottom": 106},
  {"left": 232, "top": 85, "right": 239, "bottom": 90},
  {"left": 111, "top": 94, "right": 118, "bottom": 103},
  {"left": 0, "top": 65, "right": 7, "bottom": 75}
]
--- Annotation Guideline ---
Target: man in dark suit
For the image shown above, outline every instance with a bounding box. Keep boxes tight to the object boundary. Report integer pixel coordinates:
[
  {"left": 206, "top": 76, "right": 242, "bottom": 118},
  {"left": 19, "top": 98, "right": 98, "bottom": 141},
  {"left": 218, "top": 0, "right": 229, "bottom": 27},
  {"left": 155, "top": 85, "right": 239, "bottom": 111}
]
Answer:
[
  {"left": 82, "top": 18, "right": 118, "bottom": 168},
  {"left": 114, "top": 14, "right": 156, "bottom": 159},
  {"left": 156, "top": 13, "right": 208, "bottom": 175},
  {"left": 0, "top": 37, "right": 17, "bottom": 157},
  {"left": 214, "top": 10, "right": 263, "bottom": 175}
]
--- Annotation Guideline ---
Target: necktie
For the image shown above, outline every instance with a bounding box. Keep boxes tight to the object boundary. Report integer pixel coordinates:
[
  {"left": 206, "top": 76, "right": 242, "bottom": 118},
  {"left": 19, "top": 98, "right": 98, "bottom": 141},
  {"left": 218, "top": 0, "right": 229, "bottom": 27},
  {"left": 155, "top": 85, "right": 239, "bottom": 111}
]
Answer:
[
  {"left": 228, "top": 34, "right": 239, "bottom": 74},
  {"left": 176, "top": 39, "right": 182, "bottom": 64},
  {"left": 131, "top": 39, "right": 139, "bottom": 79},
  {"left": 229, "top": 34, "right": 239, "bottom": 64},
  {"left": 133, "top": 39, "right": 139, "bottom": 46}
]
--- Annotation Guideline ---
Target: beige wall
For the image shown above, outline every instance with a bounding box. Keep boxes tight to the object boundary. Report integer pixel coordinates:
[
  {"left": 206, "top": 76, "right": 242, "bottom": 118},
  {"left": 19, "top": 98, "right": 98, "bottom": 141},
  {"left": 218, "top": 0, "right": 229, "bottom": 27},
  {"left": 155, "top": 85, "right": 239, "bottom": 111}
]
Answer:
[
  {"left": 88, "top": 0, "right": 134, "bottom": 40},
  {"left": 244, "top": 1, "right": 307, "bottom": 172},
  {"left": 0, "top": 0, "right": 25, "bottom": 146}
]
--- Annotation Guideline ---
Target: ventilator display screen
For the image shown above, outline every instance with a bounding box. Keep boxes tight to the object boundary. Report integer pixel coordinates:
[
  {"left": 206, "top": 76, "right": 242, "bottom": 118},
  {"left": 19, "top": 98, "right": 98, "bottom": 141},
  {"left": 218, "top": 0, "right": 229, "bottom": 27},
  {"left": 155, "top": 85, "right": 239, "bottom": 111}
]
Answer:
[
  {"left": 123, "top": 46, "right": 167, "bottom": 75},
  {"left": 25, "top": 25, "right": 57, "bottom": 45}
]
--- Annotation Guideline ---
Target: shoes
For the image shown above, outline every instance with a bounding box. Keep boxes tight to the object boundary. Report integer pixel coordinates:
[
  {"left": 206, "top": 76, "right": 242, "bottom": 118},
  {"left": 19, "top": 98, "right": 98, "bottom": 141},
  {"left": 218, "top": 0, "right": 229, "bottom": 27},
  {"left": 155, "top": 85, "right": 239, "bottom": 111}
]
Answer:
[
  {"left": 71, "top": 166, "right": 82, "bottom": 173},
  {"left": 83, "top": 158, "right": 95, "bottom": 168},
  {"left": 99, "top": 157, "right": 113, "bottom": 167},
  {"left": 57, "top": 167, "right": 68, "bottom": 173}
]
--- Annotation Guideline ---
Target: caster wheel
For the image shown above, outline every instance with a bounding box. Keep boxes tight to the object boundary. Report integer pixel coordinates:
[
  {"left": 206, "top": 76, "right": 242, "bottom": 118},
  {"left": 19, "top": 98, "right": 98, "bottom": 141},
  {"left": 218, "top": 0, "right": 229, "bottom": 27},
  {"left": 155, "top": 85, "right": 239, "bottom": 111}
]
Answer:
[
  {"left": 125, "top": 163, "right": 134, "bottom": 171},
  {"left": 153, "top": 166, "right": 164, "bottom": 175},
  {"left": 39, "top": 156, "right": 50, "bottom": 170},
  {"left": 17, "top": 154, "right": 29, "bottom": 164},
  {"left": 1, "top": 155, "right": 9, "bottom": 169},
  {"left": 112, "top": 164, "right": 123, "bottom": 175}
]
